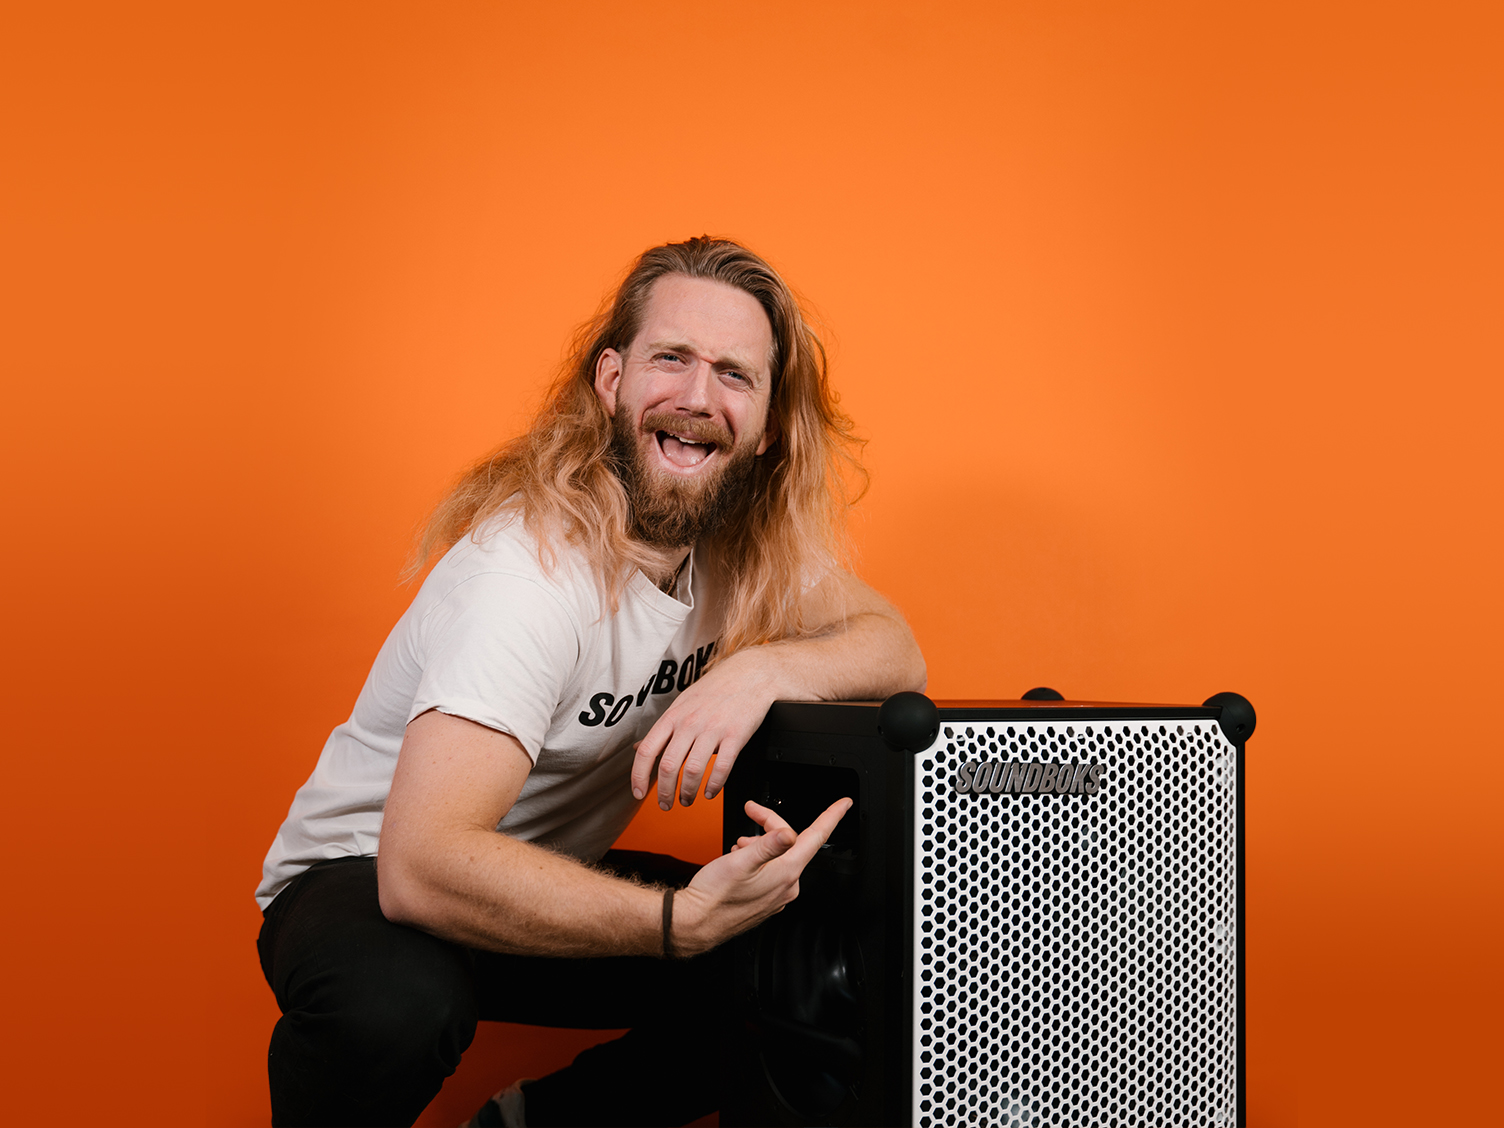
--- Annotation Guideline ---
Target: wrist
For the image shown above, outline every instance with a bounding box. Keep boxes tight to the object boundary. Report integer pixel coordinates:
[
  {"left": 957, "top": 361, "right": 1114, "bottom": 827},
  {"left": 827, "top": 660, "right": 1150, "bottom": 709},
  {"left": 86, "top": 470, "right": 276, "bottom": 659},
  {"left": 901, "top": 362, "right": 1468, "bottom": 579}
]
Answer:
[
  {"left": 666, "top": 884, "right": 715, "bottom": 958},
  {"left": 728, "top": 643, "right": 793, "bottom": 706},
  {"left": 661, "top": 888, "right": 676, "bottom": 959}
]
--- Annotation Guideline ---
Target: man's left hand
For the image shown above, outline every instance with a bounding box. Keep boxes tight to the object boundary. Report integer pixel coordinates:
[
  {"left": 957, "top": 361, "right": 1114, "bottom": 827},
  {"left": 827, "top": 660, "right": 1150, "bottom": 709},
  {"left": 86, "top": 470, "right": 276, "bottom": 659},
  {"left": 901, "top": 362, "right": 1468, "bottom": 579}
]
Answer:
[
  {"left": 629, "top": 568, "right": 927, "bottom": 810},
  {"left": 631, "top": 646, "right": 777, "bottom": 809}
]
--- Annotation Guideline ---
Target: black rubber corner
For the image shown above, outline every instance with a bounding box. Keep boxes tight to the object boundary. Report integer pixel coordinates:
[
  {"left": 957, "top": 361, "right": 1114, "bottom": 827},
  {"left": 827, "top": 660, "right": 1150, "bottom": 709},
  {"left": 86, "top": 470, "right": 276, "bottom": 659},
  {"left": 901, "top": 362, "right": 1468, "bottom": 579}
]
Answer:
[
  {"left": 1203, "top": 692, "right": 1256, "bottom": 746},
  {"left": 1021, "top": 686, "right": 1065, "bottom": 701},
  {"left": 876, "top": 691, "right": 940, "bottom": 753}
]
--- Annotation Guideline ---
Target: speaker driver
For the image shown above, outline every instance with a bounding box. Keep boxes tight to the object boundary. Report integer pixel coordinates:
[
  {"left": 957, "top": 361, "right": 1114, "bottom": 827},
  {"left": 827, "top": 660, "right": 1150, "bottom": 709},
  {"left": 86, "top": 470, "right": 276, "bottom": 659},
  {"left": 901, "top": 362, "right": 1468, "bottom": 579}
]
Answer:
[{"left": 755, "top": 899, "right": 866, "bottom": 1117}]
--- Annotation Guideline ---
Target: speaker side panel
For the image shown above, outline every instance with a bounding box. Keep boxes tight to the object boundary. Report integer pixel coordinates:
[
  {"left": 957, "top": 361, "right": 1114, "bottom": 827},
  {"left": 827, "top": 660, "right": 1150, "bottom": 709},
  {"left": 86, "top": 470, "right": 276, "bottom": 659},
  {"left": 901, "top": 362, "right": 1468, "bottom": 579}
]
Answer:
[{"left": 721, "top": 719, "right": 913, "bottom": 1126}]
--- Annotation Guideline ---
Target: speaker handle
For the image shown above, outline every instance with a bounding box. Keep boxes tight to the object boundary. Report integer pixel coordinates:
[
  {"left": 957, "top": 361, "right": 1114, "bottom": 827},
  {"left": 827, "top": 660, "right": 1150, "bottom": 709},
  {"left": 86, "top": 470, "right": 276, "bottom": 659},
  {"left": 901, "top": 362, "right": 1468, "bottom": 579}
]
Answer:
[{"left": 876, "top": 691, "right": 940, "bottom": 753}]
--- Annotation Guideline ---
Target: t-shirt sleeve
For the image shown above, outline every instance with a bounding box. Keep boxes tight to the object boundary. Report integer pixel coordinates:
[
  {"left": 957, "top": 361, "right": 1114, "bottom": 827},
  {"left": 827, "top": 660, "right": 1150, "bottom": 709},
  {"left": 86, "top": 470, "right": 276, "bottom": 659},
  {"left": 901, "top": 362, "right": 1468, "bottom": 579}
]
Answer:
[{"left": 408, "top": 571, "right": 581, "bottom": 763}]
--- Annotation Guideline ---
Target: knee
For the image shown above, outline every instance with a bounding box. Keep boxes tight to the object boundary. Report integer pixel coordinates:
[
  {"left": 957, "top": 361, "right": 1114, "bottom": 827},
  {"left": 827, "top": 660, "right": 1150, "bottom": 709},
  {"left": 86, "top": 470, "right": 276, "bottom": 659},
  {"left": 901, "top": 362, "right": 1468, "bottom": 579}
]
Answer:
[{"left": 339, "top": 968, "right": 478, "bottom": 1068}]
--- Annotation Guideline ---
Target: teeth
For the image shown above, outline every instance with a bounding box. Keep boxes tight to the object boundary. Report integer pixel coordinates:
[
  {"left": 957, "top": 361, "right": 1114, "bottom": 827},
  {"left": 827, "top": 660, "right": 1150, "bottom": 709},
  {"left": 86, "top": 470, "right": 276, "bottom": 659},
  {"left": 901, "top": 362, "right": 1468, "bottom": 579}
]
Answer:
[{"left": 658, "top": 431, "right": 714, "bottom": 469}]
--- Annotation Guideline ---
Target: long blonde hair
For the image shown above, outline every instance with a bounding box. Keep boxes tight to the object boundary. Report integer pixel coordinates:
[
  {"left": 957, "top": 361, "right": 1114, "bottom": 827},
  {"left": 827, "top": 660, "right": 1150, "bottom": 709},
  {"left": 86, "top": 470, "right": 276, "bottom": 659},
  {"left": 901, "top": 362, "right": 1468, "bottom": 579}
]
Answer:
[{"left": 412, "top": 236, "right": 865, "bottom": 656}]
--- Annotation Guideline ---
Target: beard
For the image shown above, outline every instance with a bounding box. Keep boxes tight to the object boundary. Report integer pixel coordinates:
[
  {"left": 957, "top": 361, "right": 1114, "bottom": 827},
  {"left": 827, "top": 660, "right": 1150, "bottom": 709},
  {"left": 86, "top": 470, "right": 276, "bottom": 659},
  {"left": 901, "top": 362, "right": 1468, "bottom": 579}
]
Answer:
[{"left": 608, "top": 409, "right": 760, "bottom": 549}]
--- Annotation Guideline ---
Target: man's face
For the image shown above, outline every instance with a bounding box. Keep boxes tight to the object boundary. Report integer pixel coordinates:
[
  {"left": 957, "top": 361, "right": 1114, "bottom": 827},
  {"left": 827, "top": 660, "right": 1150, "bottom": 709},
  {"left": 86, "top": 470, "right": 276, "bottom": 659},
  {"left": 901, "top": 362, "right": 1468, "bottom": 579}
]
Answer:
[{"left": 594, "top": 274, "right": 777, "bottom": 548}]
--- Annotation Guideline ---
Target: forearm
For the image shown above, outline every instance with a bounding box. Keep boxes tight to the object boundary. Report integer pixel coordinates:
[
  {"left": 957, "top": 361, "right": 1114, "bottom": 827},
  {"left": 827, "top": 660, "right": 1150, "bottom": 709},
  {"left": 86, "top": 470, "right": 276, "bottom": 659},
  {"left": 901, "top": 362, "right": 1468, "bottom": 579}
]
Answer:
[
  {"left": 756, "top": 607, "right": 927, "bottom": 704},
  {"left": 378, "top": 711, "right": 820, "bottom": 960},
  {"left": 377, "top": 827, "right": 672, "bottom": 958}
]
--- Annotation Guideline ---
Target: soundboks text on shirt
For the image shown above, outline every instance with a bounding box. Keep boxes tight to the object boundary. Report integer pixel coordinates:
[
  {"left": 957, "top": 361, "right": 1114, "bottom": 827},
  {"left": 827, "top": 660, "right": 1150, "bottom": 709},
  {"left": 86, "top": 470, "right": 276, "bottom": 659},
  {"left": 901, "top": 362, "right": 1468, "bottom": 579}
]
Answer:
[{"left": 577, "top": 640, "right": 719, "bottom": 729}]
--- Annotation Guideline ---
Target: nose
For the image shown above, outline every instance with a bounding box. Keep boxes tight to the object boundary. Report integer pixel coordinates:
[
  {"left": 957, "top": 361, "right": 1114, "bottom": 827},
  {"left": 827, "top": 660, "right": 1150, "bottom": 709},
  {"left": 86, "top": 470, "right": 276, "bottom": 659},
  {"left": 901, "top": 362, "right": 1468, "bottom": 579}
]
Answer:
[{"left": 675, "top": 357, "right": 715, "bottom": 414}]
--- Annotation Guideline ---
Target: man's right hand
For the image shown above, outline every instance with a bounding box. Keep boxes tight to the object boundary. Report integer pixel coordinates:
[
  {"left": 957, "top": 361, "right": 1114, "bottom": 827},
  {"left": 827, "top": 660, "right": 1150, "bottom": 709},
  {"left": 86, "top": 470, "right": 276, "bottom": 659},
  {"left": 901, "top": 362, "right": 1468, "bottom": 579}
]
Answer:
[
  {"left": 670, "top": 797, "right": 853, "bottom": 958},
  {"left": 381, "top": 711, "right": 850, "bottom": 959}
]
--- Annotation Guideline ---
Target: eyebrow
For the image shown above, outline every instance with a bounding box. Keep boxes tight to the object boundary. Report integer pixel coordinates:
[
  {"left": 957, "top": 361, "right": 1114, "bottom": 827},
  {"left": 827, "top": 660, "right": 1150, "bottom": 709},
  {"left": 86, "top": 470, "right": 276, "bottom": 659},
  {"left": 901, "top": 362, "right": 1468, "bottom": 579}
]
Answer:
[{"left": 642, "top": 338, "right": 769, "bottom": 384}]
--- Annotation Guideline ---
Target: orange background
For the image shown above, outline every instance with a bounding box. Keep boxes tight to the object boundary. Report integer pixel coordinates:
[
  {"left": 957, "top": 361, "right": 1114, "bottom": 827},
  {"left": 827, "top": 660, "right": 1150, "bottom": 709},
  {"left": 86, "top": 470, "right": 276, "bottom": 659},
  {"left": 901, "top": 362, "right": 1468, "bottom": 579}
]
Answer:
[{"left": 2, "top": 2, "right": 1499, "bottom": 1125}]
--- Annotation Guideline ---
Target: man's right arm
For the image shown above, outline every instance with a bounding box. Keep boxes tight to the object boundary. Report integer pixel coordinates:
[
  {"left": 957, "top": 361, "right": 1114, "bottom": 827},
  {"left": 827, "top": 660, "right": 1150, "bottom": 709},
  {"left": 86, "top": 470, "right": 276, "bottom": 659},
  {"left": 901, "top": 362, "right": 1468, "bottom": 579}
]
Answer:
[{"left": 376, "top": 709, "right": 847, "bottom": 958}]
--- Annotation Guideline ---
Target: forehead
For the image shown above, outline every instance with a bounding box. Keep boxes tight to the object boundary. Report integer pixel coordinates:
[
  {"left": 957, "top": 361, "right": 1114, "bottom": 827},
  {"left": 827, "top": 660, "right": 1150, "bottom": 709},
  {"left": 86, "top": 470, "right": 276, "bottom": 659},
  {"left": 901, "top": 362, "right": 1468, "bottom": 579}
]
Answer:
[{"left": 633, "top": 275, "right": 774, "bottom": 373}]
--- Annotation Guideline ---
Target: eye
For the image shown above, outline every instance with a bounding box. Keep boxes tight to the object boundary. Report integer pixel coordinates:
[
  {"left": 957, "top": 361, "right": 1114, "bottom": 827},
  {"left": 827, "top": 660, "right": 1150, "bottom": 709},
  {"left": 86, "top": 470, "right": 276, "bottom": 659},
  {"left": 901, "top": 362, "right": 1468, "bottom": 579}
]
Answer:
[{"left": 653, "top": 351, "right": 686, "bottom": 366}]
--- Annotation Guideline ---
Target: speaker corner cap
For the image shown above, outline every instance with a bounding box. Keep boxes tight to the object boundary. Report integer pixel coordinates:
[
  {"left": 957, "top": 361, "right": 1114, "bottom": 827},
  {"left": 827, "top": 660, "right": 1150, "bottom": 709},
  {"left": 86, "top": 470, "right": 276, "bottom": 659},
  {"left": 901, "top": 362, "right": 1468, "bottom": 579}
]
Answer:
[
  {"left": 1202, "top": 691, "right": 1256, "bottom": 746},
  {"left": 877, "top": 691, "right": 940, "bottom": 753}
]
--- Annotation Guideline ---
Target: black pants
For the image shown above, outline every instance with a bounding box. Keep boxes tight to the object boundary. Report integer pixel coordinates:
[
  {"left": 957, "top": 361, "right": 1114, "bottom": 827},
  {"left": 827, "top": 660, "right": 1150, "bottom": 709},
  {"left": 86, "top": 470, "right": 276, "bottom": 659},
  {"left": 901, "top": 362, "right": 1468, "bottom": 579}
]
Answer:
[{"left": 257, "top": 853, "right": 728, "bottom": 1127}]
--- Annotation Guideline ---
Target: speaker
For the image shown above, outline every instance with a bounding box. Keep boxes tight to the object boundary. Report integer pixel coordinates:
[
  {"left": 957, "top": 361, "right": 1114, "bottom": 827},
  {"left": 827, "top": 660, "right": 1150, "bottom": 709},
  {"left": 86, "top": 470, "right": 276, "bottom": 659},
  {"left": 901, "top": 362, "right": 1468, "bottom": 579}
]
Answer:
[{"left": 721, "top": 691, "right": 1252, "bottom": 1128}]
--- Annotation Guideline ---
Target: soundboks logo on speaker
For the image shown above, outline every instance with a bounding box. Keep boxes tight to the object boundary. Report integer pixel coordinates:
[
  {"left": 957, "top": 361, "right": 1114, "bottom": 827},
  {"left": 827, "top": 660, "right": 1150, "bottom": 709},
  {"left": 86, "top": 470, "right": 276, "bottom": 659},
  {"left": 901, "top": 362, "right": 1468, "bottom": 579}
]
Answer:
[{"left": 953, "top": 759, "right": 1103, "bottom": 795}]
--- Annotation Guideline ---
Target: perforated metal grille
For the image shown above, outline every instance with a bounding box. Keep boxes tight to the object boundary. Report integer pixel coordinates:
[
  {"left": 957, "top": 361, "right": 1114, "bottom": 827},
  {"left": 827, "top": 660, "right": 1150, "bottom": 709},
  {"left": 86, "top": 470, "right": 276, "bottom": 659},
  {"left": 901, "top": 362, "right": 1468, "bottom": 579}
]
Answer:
[{"left": 911, "top": 718, "right": 1238, "bottom": 1127}]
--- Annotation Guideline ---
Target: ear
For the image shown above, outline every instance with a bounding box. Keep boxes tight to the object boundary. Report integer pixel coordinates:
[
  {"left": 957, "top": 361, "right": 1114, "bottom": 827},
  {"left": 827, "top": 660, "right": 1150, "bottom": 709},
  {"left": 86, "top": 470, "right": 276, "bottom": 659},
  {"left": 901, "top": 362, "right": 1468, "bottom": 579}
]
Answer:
[
  {"left": 756, "top": 404, "right": 779, "bottom": 456},
  {"left": 594, "top": 348, "right": 623, "bottom": 416}
]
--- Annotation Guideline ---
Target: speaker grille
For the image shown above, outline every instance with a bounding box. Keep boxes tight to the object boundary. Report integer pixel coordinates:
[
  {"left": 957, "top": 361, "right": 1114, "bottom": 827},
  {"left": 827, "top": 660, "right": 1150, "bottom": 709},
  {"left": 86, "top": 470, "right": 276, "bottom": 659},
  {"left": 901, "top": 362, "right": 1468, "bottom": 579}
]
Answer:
[{"left": 911, "top": 719, "right": 1238, "bottom": 1127}]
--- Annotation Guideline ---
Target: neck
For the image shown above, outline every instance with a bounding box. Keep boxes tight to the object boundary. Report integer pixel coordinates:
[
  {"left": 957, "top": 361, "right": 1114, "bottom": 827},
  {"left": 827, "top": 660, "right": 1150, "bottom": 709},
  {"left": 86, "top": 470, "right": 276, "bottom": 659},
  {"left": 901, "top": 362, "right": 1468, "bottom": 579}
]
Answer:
[{"left": 650, "top": 547, "right": 692, "bottom": 593}]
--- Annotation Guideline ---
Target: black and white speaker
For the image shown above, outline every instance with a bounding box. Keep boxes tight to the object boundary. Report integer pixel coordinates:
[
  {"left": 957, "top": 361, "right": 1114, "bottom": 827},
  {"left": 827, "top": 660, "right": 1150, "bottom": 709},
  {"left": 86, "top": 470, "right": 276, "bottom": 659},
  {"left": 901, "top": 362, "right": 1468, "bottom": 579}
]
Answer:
[{"left": 721, "top": 690, "right": 1253, "bottom": 1128}]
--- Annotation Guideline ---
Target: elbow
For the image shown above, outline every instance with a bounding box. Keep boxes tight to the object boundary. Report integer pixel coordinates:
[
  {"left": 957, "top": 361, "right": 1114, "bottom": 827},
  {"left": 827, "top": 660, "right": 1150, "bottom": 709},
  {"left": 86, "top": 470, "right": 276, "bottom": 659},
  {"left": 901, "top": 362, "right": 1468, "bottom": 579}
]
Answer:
[
  {"left": 904, "top": 638, "right": 928, "bottom": 694},
  {"left": 875, "top": 612, "right": 927, "bottom": 694},
  {"left": 375, "top": 844, "right": 433, "bottom": 928}
]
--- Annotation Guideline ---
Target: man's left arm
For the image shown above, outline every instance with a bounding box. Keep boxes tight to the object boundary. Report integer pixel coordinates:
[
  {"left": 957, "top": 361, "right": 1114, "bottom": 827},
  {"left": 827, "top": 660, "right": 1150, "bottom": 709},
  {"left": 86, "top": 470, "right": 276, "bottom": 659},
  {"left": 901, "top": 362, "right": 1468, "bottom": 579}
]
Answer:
[{"left": 631, "top": 569, "right": 926, "bottom": 809}]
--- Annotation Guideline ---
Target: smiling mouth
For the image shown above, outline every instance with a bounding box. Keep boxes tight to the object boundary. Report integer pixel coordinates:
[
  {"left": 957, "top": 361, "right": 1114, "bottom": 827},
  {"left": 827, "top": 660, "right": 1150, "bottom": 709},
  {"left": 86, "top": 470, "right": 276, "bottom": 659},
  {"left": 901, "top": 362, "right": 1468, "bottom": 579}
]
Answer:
[{"left": 656, "top": 429, "right": 718, "bottom": 469}]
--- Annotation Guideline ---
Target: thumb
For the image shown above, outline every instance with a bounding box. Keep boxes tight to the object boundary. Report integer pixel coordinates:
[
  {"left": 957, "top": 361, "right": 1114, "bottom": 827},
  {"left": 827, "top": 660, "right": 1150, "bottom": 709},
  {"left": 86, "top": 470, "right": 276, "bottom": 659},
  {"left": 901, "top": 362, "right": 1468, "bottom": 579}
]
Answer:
[{"left": 747, "top": 825, "right": 797, "bottom": 864}]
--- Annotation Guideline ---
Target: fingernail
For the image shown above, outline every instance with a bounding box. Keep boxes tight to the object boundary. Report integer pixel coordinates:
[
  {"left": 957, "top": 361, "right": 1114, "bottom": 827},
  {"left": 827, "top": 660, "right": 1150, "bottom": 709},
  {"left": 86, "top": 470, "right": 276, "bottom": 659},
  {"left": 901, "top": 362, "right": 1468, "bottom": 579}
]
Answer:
[
  {"left": 705, "top": 788, "right": 717, "bottom": 800},
  {"left": 633, "top": 788, "right": 644, "bottom": 800},
  {"left": 660, "top": 800, "right": 671, "bottom": 811}
]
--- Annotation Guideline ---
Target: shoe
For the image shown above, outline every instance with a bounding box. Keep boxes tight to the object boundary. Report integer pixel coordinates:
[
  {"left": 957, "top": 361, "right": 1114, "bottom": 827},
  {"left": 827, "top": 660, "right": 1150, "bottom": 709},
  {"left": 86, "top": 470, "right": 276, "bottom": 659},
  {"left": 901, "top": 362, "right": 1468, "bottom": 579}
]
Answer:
[{"left": 462, "top": 1078, "right": 530, "bottom": 1128}]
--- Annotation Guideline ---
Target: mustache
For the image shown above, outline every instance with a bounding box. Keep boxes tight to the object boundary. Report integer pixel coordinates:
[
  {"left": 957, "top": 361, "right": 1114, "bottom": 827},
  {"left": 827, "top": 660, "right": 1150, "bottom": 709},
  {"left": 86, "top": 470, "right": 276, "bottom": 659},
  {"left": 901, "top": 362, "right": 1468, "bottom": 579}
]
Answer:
[{"left": 639, "top": 411, "right": 734, "bottom": 448}]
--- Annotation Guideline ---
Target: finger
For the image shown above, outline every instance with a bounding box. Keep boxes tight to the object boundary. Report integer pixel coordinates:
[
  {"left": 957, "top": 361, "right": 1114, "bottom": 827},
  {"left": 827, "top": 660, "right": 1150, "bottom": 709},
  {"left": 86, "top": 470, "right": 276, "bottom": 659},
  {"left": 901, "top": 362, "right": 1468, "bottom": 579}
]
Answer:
[
  {"left": 656, "top": 730, "right": 695, "bottom": 810},
  {"left": 743, "top": 799, "right": 794, "bottom": 837},
  {"left": 677, "top": 737, "right": 721, "bottom": 806},
  {"left": 715, "top": 826, "right": 794, "bottom": 874},
  {"left": 631, "top": 725, "right": 671, "bottom": 800},
  {"left": 779, "top": 797, "right": 854, "bottom": 872},
  {"left": 718, "top": 802, "right": 797, "bottom": 867},
  {"left": 727, "top": 829, "right": 769, "bottom": 854},
  {"left": 742, "top": 822, "right": 797, "bottom": 863},
  {"left": 701, "top": 741, "right": 745, "bottom": 801}
]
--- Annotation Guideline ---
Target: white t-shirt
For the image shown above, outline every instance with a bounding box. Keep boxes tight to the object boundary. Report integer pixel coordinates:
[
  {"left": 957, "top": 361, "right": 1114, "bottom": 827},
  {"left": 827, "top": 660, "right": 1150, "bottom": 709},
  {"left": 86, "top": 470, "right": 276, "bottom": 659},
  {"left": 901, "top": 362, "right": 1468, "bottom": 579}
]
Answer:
[{"left": 256, "top": 513, "right": 723, "bottom": 909}]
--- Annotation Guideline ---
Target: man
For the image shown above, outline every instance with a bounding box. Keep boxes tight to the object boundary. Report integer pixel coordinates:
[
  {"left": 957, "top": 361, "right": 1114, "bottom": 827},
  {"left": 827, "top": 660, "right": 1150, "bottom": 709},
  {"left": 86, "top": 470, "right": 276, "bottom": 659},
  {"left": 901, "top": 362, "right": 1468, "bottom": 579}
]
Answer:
[{"left": 255, "top": 237, "right": 926, "bottom": 1127}]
